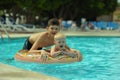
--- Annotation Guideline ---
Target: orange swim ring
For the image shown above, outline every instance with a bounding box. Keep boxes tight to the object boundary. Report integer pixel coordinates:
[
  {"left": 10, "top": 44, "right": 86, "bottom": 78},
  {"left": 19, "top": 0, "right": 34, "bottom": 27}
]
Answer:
[{"left": 14, "top": 50, "right": 82, "bottom": 63}]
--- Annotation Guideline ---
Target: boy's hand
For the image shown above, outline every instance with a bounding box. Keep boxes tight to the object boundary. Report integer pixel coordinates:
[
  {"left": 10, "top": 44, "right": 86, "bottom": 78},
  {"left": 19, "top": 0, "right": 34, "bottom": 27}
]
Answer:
[{"left": 40, "top": 50, "right": 48, "bottom": 62}]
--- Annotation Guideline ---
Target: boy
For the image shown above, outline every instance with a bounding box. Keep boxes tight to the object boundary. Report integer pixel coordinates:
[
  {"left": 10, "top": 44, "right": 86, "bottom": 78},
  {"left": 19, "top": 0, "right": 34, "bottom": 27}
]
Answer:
[{"left": 23, "top": 18, "right": 60, "bottom": 53}]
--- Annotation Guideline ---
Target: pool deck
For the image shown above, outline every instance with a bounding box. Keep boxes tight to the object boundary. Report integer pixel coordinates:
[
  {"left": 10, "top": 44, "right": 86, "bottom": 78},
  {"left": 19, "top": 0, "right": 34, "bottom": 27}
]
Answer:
[
  {"left": 1, "top": 28, "right": 120, "bottom": 38},
  {"left": 0, "top": 28, "right": 120, "bottom": 80},
  {"left": 0, "top": 63, "right": 60, "bottom": 80}
]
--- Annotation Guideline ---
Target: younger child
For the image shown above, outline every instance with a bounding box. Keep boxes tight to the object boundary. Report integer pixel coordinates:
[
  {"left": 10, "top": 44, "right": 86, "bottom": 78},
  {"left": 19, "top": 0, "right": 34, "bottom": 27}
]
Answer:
[{"left": 50, "top": 33, "right": 79, "bottom": 58}]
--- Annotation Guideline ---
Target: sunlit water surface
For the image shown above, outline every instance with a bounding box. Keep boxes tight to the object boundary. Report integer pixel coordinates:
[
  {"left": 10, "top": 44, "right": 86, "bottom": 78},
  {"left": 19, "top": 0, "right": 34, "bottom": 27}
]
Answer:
[{"left": 0, "top": 37, "right": 120, "bottom": 80}]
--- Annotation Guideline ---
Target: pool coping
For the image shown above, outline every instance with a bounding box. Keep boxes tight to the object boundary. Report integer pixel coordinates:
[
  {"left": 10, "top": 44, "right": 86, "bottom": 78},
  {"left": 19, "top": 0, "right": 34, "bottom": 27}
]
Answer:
[
  {"left": 1, "top": 30, "right": 120, "bottom": 39},
  {"left": 0, "top": 62, "right": 60, "bottom": 80}
]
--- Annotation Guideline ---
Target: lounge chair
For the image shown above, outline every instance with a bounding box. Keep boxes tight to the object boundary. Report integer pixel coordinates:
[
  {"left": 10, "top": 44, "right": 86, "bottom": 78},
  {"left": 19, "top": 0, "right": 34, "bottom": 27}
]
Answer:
[
  {"left": 107, "top": 22, "right": 119, "bottom": 30},
  {"left": 0, "top": 17, "right": 10, "bottom": 30},
  {"left": 70, "top": 22, "right": 78, "bottom": 31},
  {"left": 96, "top": 21, "right": 108, "bottom": 30},
  {"left": 5, "top": 16, "right": 35, "bottom": 33},
  {"left": 0, "top": 17, "right": 35, "bottom": 33},
  {"left": 62, "top": 20, "right": 72, "bottom": 30}
]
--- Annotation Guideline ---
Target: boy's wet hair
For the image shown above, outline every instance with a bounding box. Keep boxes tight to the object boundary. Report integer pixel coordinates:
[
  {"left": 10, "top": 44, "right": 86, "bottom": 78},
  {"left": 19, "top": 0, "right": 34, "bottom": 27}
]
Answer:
[{"left": 48, "top": 18, "right": 59, "bottom": 26}]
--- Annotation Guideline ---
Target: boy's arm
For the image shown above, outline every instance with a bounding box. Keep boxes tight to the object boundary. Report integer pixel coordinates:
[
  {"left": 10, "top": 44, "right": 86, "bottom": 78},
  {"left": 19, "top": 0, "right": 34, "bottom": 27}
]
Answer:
[
  {"left": 29, "top": 33, "right": 45, "bottom": 52},
  {"left": 29, "top": 38, "right": 41, "bottom": 51},
  {"left": 28, "top": 50, "right": 41, "bottom": 54}
]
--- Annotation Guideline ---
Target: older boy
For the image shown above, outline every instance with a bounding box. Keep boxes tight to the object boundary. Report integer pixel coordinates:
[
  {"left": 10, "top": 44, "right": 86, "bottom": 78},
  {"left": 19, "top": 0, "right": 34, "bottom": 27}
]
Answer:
[{"left": 22, "top": 18, "right": 60, "bottom": 61}]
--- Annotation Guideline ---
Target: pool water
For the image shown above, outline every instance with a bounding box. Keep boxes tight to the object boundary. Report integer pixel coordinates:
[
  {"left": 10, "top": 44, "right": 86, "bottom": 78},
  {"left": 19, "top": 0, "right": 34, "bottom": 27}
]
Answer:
[{"left": 0, "top": 37, "right": 120, "bottom": 80}]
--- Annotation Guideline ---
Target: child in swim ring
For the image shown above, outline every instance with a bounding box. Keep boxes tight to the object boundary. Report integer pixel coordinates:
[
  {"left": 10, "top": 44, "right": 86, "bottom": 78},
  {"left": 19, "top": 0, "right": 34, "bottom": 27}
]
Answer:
[{"left": 50, "top": 33, "right": 78, "bottom": 58}]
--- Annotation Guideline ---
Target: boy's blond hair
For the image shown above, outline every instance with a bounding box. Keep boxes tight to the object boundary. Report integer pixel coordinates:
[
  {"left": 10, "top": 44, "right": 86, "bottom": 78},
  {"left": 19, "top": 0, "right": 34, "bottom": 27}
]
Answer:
[{"left": 54, "top": 33, "right": 66, "bottom": 39}]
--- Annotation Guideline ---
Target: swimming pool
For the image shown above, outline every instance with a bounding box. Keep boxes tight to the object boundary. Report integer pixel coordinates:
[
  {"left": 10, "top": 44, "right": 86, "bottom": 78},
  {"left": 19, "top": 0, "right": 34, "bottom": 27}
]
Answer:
[{"left": 0, "top": 37, "right": 120, "bottom": 80}]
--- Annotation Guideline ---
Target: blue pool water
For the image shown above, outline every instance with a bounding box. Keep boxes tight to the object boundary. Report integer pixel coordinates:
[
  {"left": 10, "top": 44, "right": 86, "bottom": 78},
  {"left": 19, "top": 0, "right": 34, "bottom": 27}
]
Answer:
[{"left": 0, "top": 37, "right": 120, "bottom": 80}]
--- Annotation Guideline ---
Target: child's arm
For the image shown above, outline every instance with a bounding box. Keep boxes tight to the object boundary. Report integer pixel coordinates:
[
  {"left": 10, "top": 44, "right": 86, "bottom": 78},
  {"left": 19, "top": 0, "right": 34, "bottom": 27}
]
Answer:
[
  {"left": 64, "top": 51, "right": 76, "bottom": 58},
  {"left": 50, "top": 46, "right": 62, "bottom": 57},
  {"left": 64, "top": 48, "right": 77, "bottom": 58}
]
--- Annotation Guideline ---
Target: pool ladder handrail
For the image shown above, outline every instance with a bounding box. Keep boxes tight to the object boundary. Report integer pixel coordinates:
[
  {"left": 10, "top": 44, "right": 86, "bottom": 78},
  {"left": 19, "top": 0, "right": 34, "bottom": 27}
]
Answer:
[
  {"left": 0, "top": 23, "right": 10, "bottom": 39},
  {"left": 0, "top": 32, "right": 3, "bottom": 40}
]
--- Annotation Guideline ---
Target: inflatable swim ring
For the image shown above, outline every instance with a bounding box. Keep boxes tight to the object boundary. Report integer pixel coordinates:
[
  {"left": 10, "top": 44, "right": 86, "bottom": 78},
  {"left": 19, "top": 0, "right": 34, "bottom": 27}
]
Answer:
[{"left": 14, "top": 50, "right": 82, "bottom": 63}]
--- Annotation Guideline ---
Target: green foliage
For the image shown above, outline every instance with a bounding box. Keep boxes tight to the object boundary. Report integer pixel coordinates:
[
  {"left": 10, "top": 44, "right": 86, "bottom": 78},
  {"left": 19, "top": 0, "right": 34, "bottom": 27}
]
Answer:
[
  {"left": 118, "top": 3, "right": 120, "bottom": 6},
  {"left": 41, "top": 0, "right": 71, "bottom": 10},
  {"left": 0, "top": 0, "right": 16, "bottom": 9},
  {"left": 0, "top": 0, "right": 118, "bottom": 20}
]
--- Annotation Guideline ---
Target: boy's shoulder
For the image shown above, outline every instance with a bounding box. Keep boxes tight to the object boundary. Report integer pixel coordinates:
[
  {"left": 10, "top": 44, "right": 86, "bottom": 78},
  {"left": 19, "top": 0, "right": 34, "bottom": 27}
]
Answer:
[
  {"left": 41, "top": 32, "right": 48, "bottom": 36},
  {"left": 37, "top": 32, "right": 50, "bottom": 39},
  {"left": 31, "top": 32, "right": 47, "bottom": 38},
  {"left": 36, "top": 32, "right": 48, "bottom": 36}
]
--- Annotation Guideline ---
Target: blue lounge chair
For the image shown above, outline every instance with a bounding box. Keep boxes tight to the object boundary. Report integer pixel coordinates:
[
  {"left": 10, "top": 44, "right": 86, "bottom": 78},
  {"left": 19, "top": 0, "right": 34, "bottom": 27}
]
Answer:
[
  {"left": 62, "top": 20, "right": 72, "bottom": 30},
  {"left": 108, "top": 22, "right": 119, "bottom": 30},
  {"left": 96, "top": 21, "right": 108, "bottom": 30}
]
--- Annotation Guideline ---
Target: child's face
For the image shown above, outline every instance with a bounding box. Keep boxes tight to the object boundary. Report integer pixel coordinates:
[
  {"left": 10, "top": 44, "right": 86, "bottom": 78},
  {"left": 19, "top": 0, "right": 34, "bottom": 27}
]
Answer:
[
  {"left": 55, "top": 38, "right": 66, "bottom": 49},
  {"left": 47, "top": 25, "right": 60, "bottom": 36}
]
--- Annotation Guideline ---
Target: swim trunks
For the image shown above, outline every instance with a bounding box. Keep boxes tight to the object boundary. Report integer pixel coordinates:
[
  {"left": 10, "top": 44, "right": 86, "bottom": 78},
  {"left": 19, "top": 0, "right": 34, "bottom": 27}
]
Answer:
[
  {"left": 42, "top": 45, "right": 53, "bottom": 50},
  {"left": 22, "top": 37, "right": 42, "bottom": 50}
]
